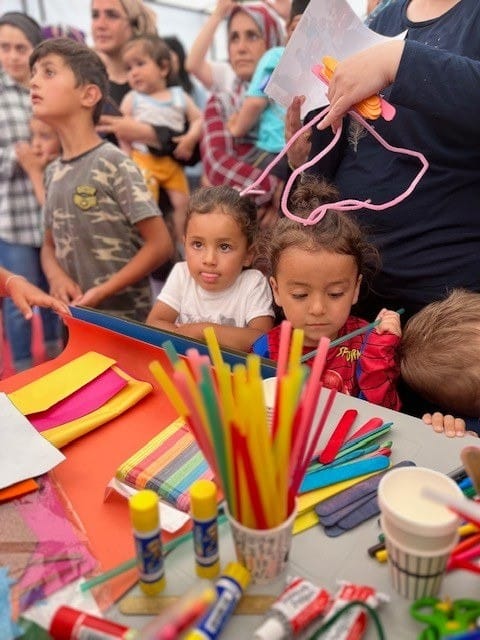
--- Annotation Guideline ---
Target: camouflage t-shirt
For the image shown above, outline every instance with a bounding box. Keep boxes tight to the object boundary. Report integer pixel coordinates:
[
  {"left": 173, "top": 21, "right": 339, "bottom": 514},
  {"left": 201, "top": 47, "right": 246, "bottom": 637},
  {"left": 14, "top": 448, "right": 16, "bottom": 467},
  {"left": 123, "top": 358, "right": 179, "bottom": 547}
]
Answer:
[{"left": 44, "top": 141, "right": 161, "bottom": 322}]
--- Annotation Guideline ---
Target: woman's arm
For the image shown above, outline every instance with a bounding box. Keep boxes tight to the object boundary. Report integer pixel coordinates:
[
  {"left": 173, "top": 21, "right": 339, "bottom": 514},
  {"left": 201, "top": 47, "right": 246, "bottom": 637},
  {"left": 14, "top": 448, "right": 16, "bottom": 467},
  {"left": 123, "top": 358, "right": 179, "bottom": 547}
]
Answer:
[
  {"left": 185, "top": 0, "right": 236, "bottom": 89},
  {"left": 96, "top": 114, "right": 160, "bottom": 148},
  {"left": 228, "top": 96, "right": 266, "bottom": 137},
  {"left": 318, "top": 40, "right": 404, "bottom": 132},
  {"left": 0, "top": 267, "right": 69, "bottom": 319},
  {"left": 201, "top": 93, "right": 279, "bottom": 206}
]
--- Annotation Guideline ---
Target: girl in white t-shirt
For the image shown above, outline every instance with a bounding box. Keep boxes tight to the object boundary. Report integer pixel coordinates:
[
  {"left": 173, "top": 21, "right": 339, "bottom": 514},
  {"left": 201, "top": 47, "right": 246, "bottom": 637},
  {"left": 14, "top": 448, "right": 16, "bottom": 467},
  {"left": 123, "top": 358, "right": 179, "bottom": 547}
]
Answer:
[{"left": 146, "top": 185, "right": 274, "bottom": 351}]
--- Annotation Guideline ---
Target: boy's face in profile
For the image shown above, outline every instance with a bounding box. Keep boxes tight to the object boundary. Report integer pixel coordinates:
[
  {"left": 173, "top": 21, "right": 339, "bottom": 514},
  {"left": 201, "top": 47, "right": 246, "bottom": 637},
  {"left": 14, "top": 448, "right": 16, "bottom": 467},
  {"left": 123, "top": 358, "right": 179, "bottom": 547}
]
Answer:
[
  {"left": 0, "top": 24, "right": 33, "bottom": 86},
  {"left": 30, "top": 54, "right": 82, "bottom": 124}
]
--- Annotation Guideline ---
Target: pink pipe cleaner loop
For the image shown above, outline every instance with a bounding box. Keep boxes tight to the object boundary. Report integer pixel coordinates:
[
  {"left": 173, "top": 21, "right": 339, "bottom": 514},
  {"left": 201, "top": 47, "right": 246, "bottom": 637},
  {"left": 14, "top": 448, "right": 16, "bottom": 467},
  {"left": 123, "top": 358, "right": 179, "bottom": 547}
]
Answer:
[{"left": 239, "top": 105, "right": 429, "bottom": 225}]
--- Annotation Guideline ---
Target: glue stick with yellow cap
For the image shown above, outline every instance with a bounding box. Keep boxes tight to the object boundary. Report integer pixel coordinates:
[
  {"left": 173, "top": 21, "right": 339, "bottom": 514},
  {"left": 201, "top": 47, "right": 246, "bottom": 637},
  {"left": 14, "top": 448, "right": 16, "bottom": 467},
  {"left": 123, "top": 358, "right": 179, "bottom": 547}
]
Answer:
[
  {"left": 129, "top": 489, "right": 165, "bottom": 595},
  {"left": 190, "top": 479, "right": 220, "bottom": 579},
  {"left": 184, "top": 562, "right": 251, "bottom": 640}
]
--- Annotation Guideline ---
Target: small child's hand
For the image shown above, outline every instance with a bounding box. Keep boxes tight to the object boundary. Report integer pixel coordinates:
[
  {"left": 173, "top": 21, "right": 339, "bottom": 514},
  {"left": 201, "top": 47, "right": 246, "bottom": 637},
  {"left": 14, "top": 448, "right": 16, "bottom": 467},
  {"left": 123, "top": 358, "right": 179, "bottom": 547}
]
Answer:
[
  {"left": 73, "top": 285, "right": 108, "bottom": 309},
  {"left": 172, "top": 134, "right": 194, "bottom": 161},
  {"left": 285, "top": 96, "right": 311, "bottom": 170},
  {"left": 423, "top": 412, "right": 467, "bottom": 438},
  {"left": 375, "top": 308, "right": 402, "bottom": 337},
  {"left": 15, "top": 141, "right": 45, "bottom": 174},
  {"left": 49, "top": 274, "right": 82, "bottom": 305}
]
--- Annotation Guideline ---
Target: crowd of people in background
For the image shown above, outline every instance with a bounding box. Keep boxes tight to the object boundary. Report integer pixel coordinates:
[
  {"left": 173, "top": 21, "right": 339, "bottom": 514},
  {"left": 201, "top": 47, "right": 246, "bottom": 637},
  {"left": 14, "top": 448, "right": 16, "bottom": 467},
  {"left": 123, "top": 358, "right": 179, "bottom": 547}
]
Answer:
[{"left": 1, "top": 0, "right": 480, "bottom": 437}]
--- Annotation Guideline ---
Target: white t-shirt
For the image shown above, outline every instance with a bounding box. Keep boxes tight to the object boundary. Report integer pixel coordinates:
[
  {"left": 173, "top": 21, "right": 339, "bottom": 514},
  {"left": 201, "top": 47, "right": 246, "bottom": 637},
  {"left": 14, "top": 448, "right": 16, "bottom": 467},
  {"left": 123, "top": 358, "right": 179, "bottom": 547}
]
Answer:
[{"left": 158, "top": 262, "right": 274, "bottom": 327}]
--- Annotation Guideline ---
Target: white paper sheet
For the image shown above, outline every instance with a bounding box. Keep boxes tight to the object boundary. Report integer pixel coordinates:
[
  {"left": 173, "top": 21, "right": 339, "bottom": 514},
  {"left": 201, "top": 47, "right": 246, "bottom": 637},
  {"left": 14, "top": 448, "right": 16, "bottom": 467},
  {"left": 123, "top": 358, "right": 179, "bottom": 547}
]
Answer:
[
  {"left": 266, "top": 0, "right": 403, "bottom": 118},
  {"left": 0, "top": 393, "right": 65, "bottom": 489},
  {"left": 105, "top": 478, "right": 191, "bottom": 533}
]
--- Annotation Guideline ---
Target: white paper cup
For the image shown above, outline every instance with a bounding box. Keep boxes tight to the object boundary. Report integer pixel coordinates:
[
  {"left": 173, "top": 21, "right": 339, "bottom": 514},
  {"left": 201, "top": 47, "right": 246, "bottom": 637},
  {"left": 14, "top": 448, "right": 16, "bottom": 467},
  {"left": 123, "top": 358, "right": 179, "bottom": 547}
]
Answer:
[
  {"left": 262, "top": 377, "right": 277, "bottom": 431},
  {"left": 381, "top": 515, "right": 457, "bottom": 599},
  {"left": 226, "top": 506, "right": 296, "bottom": 584},
  {"left": 377, "top": 466, "right": 462, "bottom": 599}
]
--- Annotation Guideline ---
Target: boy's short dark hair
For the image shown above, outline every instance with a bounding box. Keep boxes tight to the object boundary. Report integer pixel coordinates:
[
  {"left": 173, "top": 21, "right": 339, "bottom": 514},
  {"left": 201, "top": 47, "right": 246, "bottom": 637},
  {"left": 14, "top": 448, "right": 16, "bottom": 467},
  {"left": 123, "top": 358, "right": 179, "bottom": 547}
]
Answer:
[
  {"left": 30, "top": 37, "right": 108, "bottom": 124},
  {"left": 400, "top": 289, "right": 480, "bottom": 416}
]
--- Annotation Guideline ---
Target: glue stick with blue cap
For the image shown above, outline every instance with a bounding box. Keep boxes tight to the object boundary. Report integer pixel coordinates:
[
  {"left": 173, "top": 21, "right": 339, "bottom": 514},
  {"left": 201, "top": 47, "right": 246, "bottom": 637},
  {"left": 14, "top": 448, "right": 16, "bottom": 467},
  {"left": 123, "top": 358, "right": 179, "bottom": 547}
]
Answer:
[
  {"left": 129, "top": 489, "right": 165, "bottom": 595},
  {"left": 184, "top": 562, "right": 250, "bottom": 640},
  {"left": 190, "top": 479, "right": 220, "bottom": 579}
]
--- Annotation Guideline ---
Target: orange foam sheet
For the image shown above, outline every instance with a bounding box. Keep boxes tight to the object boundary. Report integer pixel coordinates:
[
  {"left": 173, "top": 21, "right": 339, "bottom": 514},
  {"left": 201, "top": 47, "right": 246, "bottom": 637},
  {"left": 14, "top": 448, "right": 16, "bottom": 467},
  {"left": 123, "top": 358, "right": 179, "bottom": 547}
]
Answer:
[{"left": 0, "top": 313, "right": 185, "bottom": 603}]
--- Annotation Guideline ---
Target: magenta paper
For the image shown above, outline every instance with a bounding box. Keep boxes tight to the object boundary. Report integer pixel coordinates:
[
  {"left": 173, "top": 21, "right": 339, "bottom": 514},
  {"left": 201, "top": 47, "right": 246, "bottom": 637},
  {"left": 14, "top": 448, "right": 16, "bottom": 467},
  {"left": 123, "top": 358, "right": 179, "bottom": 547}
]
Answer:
[{"left": 28, "top": 369, "right": 127, "bottom": 432}]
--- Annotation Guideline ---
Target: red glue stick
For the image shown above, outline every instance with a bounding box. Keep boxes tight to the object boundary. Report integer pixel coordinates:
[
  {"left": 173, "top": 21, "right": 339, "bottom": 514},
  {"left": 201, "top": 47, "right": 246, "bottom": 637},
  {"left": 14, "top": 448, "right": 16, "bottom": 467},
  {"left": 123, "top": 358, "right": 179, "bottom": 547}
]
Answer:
[{"left": 49, "top": 606, "right": 138, "bottom": 640}]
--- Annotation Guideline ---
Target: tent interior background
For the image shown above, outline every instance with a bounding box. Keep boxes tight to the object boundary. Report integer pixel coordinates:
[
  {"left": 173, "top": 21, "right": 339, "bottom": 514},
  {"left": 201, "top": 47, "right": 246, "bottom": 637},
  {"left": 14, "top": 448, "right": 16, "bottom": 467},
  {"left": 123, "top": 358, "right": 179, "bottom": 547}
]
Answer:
[{"left": 3, "top": 0, "right": 366, "bottom": 64}]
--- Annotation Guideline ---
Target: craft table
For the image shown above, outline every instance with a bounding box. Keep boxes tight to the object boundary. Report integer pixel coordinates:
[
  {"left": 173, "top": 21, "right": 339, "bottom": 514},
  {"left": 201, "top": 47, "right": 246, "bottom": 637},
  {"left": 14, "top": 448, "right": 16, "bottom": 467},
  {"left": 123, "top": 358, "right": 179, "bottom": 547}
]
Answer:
[
  {"left": 2, "top": 307, "right": 478, "bottom": 638},
  {"left": 109, "top": 395, "right": 480, "bottom": 639}
]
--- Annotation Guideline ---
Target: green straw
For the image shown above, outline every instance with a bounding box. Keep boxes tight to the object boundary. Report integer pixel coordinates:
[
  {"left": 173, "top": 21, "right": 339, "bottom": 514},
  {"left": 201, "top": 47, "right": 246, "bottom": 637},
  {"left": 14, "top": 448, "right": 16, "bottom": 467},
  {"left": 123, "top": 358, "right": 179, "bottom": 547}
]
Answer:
[
  {"left": 80, "top": 514, "right": 228, "bottom": 592},
  {"left": 300, "top": 308, "right": 405, "bottom": 363},
  {"left": 162, "top": 340, "right": 180, "bottom": 365},
  {"left": 198, "top": 367, "right": 232, "bottom": 509}
]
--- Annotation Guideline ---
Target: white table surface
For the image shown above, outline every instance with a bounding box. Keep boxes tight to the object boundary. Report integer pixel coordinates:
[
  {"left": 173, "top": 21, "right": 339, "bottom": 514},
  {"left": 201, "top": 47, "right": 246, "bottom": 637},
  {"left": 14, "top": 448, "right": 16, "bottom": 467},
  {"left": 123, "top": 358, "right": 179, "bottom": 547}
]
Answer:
[{"left": 108, "top": 392, "right": 480, "bottom": 639}]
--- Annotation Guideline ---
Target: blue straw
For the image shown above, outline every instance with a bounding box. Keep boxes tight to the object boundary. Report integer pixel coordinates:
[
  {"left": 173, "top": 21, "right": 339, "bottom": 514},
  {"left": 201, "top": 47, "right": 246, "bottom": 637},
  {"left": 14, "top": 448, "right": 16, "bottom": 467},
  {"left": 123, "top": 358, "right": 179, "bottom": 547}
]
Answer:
[{"left": 300, "top": 308, "right": 405, "bottom": 363}]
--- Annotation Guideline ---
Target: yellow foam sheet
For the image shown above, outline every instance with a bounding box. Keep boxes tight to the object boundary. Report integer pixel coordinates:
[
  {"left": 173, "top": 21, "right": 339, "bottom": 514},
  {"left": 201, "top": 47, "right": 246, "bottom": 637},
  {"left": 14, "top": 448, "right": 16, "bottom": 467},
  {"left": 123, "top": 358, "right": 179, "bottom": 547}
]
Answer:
[
  {"left": 8, "top": 352, "right": 116, "bottom": 414},
  {"left": 43, "top": 366, "right": 152, "bottom": 449}
]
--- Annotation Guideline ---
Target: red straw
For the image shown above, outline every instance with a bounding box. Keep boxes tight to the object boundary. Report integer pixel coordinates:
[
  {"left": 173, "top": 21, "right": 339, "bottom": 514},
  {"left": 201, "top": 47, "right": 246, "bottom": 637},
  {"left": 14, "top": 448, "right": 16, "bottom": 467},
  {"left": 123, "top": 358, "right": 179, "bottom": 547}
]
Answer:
[
  {"left": 288, "top": 337, "right": 330, "bottom": 479},
  {"left": 236, "top": 430, "right": 268, "bottom": 529},
  {"left": 172, "top": 370, "right": 219, "bottom": 480},
  {"left": 290, "top": 387, "right": 337, "bottom": 502}
]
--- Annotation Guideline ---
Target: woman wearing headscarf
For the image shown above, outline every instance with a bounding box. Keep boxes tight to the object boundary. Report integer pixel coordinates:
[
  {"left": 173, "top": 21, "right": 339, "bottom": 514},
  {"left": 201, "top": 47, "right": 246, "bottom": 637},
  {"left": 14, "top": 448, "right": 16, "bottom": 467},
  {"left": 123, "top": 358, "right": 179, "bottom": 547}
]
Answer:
[{"left": 187, "top": 1, "right": 285, "bottom": 225}]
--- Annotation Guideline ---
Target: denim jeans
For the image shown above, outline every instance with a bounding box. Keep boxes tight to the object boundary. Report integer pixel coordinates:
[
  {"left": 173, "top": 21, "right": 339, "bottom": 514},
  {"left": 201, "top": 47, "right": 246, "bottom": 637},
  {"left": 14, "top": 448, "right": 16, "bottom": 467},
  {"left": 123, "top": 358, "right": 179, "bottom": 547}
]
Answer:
[{"left": 0, "top": 238, "right": 60, "bottom": 370}]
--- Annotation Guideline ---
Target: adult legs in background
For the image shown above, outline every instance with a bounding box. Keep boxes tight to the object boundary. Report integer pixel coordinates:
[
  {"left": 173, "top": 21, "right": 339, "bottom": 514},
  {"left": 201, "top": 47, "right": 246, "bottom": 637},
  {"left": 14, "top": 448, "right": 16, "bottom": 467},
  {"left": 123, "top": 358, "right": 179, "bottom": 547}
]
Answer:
[{"left": 0, "top": 238, "right": 61, "bottom": 371}]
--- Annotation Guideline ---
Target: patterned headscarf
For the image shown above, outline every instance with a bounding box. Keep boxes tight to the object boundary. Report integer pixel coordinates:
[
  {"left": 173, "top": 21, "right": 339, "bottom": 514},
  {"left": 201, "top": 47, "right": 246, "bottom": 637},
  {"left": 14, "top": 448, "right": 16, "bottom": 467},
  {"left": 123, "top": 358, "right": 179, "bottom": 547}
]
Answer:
[
  {"left": 41, "top": 24, "right": 86, "bottom": 43},
  {"left": 228, "top": 2, "right": 285, "bottom": 50}
]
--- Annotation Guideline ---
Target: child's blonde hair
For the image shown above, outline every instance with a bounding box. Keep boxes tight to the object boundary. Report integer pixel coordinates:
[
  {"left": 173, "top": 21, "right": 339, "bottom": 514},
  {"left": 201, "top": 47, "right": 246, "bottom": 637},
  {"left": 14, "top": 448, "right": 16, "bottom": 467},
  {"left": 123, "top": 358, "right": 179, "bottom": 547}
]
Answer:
[
  {"left": 400, "top": 289, "right": 480, "bottom": 416},
  {"left": 268, "top": 176, "right": 379, "bottom": 280},
  {"left": 186, "top": 185, "right": 258, "bottom": 247}
]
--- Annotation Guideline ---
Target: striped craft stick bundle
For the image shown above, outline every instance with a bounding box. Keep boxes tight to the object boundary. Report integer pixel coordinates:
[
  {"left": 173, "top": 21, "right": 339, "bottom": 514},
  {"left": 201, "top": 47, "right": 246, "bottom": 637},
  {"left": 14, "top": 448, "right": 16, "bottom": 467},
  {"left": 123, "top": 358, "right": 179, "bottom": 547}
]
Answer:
[{"left": 116, "top": 417, "right": 214, "bottom": 512}]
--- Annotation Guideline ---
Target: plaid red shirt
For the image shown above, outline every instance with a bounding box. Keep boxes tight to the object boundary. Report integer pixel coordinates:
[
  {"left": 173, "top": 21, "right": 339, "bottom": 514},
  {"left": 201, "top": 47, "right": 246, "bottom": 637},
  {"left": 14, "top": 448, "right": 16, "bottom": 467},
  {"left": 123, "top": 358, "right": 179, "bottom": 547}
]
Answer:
[
  {"left": 253, "top": 315, "right": 401, "bottom": 411},
  {"left": 200, "top": 93, "right": 280, "bottom": 206}
]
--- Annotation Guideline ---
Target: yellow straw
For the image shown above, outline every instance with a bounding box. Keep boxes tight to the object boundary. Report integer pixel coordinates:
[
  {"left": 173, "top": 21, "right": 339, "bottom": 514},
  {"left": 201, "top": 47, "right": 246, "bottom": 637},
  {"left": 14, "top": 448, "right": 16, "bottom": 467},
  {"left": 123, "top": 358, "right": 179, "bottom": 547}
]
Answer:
[
  {"left": 288, "top": 328, "right": 304, "bottom": 375},
  {"left": 148, "top": 360, "right": 188, "bottom": 416},
  {"left": 246, "top": 372, "right": 279, "bottom": 527},
  {"left": 203, "top": 327, "right": 224, "bottom": 371}
]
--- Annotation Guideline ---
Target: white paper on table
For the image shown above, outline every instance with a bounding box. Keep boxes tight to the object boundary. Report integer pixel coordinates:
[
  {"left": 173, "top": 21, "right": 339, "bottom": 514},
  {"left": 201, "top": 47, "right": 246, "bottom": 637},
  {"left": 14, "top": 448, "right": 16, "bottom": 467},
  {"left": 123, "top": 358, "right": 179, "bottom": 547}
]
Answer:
[
  {"left": 21, "top": 577, "right": 102, "bottom": 631},
  {"left": 0, "top": 392, "right": 65, "bottom": 489},
  {"left": 266, "top": 0, "right": 405, "bottom": 118},
  {"left": 105, "top": 477, "right": 190, "bottom": 533}
]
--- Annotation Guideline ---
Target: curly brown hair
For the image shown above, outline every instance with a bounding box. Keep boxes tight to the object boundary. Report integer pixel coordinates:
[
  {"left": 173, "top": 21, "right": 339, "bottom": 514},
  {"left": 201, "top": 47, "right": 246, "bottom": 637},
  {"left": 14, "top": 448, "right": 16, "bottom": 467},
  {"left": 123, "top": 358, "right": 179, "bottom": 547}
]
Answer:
[{"left": 266, "top": 176, "right": 379, "bottom": 282}]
